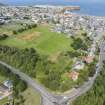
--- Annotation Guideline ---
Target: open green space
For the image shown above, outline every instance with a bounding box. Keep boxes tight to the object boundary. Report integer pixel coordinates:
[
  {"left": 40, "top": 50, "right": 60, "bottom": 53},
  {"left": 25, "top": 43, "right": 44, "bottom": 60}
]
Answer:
[
  {"left": 23, "top": 88, "right": 41, "bottom": 105},
  {"left": 0, "top": 25, "right": 73, "bottom": 55},
  {"left": 0, "top": 74, "right": 6, "bottom": 83},
  {"left": 0, "top": 98, "right": 8, "bottom": 105},
  {"left": 0, "top": 23, "right": 96, "bottom": 92}
]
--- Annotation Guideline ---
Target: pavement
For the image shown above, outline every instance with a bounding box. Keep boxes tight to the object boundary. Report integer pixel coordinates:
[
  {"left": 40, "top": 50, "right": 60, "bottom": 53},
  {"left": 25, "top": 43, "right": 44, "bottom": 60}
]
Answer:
[{"left": 0, "top": 41, "right": 105, "bottom": 105}]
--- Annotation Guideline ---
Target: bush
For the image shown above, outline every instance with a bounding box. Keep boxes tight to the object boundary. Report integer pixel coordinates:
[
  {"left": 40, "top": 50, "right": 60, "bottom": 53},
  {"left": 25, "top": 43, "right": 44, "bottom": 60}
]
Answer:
[{"left": 0, "top": 34, "right": 8, "bottom": 40}]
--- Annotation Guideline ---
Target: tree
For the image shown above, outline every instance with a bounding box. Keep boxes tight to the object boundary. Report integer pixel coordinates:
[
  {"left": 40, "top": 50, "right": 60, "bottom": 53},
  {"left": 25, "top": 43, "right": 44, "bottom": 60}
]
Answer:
[
  {"left": 67, "top": 51, "right": 81, "bottom": 58},
  {"left": 71, "top": 38, "right": 88, "bottom": 50},
  {"left": 13, "top": 30, "right": 17, "bottom": 34},
  {"left": 0, "top": 34, "right": 8, "bottom": 40},
  {"left": 81, "top": 32, "right": 87, "bottom": 37},
  {"left": 72, "top": 62, "right": 105, "bottom": 105},
  {"left": 16, "top": 80, "right": 27, "bottom": 92}
]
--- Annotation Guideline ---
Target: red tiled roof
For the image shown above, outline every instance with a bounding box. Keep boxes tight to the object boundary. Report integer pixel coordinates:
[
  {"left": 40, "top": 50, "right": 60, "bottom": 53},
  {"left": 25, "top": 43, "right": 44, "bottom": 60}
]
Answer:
[
  {"left": 68, "top": 71, "right": 79, "bottom": 81},
  {"left": 83, "top": 56, "right": 94, "bottom": 63}
]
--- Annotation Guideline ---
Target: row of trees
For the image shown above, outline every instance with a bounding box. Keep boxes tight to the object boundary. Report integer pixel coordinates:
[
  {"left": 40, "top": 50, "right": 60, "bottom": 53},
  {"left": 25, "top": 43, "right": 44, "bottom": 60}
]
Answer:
[
  {"left": 72, "top": 61, "right": 105, "bottom": 105},
  {"left": 0, "top": 64, "right": 27, "bottom": 105},
  {"left": 13, "top": 24, "right": 37, "bottom": 34}
]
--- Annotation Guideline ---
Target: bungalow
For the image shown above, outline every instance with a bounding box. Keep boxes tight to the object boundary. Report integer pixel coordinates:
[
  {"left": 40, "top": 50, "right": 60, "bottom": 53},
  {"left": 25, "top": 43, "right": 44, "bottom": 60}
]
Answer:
[{"left": 83, "top": 56, "right": 94, "bottom": 64}]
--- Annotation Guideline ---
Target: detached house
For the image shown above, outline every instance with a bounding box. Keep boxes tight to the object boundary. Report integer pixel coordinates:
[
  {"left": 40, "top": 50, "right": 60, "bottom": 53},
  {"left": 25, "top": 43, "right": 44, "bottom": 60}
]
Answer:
[
  {"left": 73, "top": 60, "right": 85, "bottom": 70},
  {"left": 68, "top": 71, "right": 79, "bottom": 81},
  {"left": 83, "top": 56, "right": 94, "bottom": 64},
  {"left": 0, "top": 84, "right": 12, "bottom": 100}
]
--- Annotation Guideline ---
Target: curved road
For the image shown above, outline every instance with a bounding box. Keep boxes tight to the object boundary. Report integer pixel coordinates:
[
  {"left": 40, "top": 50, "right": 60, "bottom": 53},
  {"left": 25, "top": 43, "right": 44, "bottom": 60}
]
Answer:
[
  {"left": 0, "top": 61, "right": 58, "bottom": 105},
  {"left": 0, "top": 41, "right": 105, "bottom": 105},
  {"left": 60, "top": 41, "right": 105, "bottom": 105}
]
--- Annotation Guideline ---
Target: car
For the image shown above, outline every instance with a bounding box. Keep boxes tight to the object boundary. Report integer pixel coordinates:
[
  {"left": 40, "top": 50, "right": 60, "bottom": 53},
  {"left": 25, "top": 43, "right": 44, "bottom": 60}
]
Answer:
[
  {"left": 96, "top": 63, "right": 99, "bottom": 68},
  {"left": 63, "top": 96, "right": 67, "bottom": 99}
]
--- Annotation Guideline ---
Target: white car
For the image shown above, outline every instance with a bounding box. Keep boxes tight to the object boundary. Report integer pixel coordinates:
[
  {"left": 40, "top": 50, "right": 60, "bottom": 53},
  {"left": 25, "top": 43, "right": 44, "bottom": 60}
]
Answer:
[{"left": 64, "top": 96, "right": 67, "bottom": 99}]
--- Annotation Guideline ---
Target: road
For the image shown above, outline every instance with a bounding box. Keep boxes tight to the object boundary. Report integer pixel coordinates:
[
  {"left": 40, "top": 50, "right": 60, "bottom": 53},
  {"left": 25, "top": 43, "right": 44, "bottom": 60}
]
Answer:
[
  {"left": 59, "top": 41, "right": 105, "bottom": 105},
  {"left": 0, "top": 61, "right": 58, "bottom": 105},
  {"left": 0, "top": 41, "right": 105, "bottom": 105}
]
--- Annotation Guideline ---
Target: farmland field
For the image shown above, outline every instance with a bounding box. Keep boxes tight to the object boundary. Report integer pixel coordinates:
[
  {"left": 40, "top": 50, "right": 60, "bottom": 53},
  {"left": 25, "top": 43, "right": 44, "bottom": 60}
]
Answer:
[{"left": 0, "top": 24, "right": 73, "bottom": 55}]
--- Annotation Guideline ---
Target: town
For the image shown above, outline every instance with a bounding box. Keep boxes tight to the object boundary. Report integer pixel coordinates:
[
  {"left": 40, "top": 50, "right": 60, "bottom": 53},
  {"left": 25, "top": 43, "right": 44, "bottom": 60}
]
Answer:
[{"left": 0, "top": 5, "right": 105, "bottom": 42}]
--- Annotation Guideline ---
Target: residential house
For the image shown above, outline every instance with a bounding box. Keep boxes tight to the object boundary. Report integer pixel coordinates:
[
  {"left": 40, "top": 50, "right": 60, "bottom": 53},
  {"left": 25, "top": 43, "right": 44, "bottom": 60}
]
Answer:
[
  {"left": 68, "top": 71, "right": 79, "bottom": 81},
  {"left": 83, "top": 56, "right": 94, "bottom": 64},
  {"left": 73, "top": 60, "right": 85, "bottom": 70},
  {"left": 0, "top": 84, "right": 12, "bottom": 100}
]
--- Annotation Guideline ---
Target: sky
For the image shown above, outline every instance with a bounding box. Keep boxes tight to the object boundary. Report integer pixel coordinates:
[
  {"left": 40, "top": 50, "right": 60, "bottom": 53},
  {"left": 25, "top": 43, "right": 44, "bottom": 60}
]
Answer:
[{"left": 0, "top": 0, "right": 104, "bottom": 5}]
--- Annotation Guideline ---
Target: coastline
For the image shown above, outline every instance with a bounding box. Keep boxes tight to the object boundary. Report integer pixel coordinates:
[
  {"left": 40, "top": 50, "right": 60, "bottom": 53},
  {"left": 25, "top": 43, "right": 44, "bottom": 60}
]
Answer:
[
  {"left": 1, "top": 4, "right": 105, "bottom": 17},
  {"left": 71, "top": 12, "right": 105, "bottom": 18},
  {"left": 1, "top": 0, "right": 105, "bottom": 16}
]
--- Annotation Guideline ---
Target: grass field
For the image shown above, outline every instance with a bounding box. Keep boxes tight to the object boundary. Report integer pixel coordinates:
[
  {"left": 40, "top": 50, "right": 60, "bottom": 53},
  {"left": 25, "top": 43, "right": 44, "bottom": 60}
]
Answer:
[
  {"left": 0, "top": 73, "right": 7, "bottom": 83},
  {"left": 23, "top": 88, "right": 41, "bottom": 105},
  {"left": 0, "top": 23, "right": 76, "bottom": 92},
  {"left": 0, "top": 98, "right": 8, "bottom": 105},
  {"left": 0, "top": 25, "right": 73, "bottom": 55}
]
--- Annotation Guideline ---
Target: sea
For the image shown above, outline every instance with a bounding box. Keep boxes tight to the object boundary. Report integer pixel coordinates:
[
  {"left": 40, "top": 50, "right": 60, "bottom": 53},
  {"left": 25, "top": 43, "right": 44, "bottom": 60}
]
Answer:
[{"left": 0, "top": 0, "right": 105, "bottom": 16}]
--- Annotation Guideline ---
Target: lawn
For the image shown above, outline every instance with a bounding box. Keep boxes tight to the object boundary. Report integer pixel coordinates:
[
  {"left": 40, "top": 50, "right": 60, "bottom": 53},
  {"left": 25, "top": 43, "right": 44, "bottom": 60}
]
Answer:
[
  {"left": 0, "top": 25, "right": 73, "bottom": 55},
  {"left": 23, "top": 88, "right": 41, "bottom": 105},
  {"left": 0, "top": 98, "right": 8, "bottom": 105},
  {"left": 0, "top": 72, "right": 7, "bottom": 83}
]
